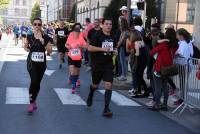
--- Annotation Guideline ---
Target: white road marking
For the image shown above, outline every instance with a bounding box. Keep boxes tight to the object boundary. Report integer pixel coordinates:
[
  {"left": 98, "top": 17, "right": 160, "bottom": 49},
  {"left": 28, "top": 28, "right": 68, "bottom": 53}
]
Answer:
[
  {"left": 6, "top": 87, "right": 29, "bottom": 104},
  {"left": 45, "top": 69, "right": 55, "bottom": 76},
  {"left": 98, "top": 90, "right": 141, "bottom": 106},
  {"left": 54, "top": 88, "right": 86, "bottom": 105}
]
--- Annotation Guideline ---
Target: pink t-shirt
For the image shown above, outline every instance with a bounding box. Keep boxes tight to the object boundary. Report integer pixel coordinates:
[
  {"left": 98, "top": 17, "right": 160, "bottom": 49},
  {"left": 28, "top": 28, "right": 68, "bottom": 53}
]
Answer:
[
  {"left": 83, "top": 23, "right": 94, "bottom": 39},
  {"left": 66, "top": 32, "right": 86, "bottom": 61}
]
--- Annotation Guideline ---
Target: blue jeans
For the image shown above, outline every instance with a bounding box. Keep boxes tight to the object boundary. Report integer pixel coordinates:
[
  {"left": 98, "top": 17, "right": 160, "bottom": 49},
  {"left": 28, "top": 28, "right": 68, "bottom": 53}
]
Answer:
[{"left": 119, "top": 47, "right": 127, "bottom": 77}]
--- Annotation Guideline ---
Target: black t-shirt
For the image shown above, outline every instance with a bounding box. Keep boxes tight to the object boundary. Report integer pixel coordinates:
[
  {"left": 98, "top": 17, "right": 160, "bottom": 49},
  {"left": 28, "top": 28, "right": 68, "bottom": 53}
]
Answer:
[
  {"left": 87, "top": 28, "right": 101, "bottom": 45},
  {"left": 55, "top": 27, "right": 68, "bottom": 43},
  {"left": 91, "top": 30, "right": 116, "bottom": 65},
  {"left": 27, "top": 34, "right": 51, "bottom": 62}
]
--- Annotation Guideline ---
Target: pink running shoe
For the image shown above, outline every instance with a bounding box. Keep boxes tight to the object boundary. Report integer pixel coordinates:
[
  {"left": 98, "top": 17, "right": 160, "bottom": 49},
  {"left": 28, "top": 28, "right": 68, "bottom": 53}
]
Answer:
[
  {"left": 33, "top": 102, "right": 37, "bottom": 110},
  {"left": 28, "top": 103, "right": 34, "bottom": 113},
  {"left": 76, "top": 80, "right": 80, "bottom": 87},
  {"left": 71, "top": 88, "right": 76, "bottom": 94}
]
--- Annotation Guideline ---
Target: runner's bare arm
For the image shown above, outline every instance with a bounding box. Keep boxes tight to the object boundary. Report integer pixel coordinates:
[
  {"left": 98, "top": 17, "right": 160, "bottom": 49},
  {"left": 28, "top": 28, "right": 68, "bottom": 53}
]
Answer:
[
  {"left": 46, "top": 42, "right": 52, "bottom": 55},
  {"left": 23, "top": 38, "right": 30, "bottom": 52},
  {"left": 88, "top": 45, "right": 109, "bottom": 52}
]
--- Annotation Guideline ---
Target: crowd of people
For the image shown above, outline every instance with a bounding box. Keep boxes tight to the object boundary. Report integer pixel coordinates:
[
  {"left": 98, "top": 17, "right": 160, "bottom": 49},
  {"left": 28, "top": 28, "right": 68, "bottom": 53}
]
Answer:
[{"left": 1, "top": 5, "right": 200, "bottom": 117}]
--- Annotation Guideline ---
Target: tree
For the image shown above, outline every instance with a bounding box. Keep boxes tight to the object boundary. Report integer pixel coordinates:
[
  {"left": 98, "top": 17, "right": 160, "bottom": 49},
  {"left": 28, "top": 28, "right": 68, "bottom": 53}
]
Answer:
[
  {"left": 0, "top": 0, "right": 10, "bottom": 8},
  {"left": 69, "top": 3, "right": 76, "bottom": 23},
  {"left": 30, "top": 0, "right": 41, "bottom": 23},
  {"left": 103, "top": 0, "right": 127, "bottom": 33}
]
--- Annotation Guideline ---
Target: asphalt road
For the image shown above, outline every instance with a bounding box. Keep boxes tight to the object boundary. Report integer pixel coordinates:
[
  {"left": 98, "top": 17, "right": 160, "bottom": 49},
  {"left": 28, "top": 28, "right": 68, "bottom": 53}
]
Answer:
[{"left": 0, "top": 35, "right": 195, "bottom": 134}]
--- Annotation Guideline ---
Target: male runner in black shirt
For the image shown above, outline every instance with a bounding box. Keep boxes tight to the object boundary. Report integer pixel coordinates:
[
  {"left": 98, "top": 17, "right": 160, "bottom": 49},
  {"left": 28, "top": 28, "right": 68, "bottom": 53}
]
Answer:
[
  {"left": 55, "top": 21, "right": 69, "bottom": 69},
  {"left": 87, "top": 18, "right": 117, "bottom": 117}
]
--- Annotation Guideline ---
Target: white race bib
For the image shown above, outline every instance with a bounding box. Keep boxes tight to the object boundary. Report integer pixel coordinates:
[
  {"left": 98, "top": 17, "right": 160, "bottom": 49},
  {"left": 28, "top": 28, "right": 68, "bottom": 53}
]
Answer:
[
  {"left": 31, "top": 52, "right": 45, "bottom": 62},
  {"left": 58, "top": 31, "right": 64, "bottom": 36},
  {"left": 22, "top": 31, "right": 27, "bottom": 34},
  {"left": 102, "top": 41, "right": 114, "bottom": 51},
  {"left": 70, "top": 49, "right": 81, "bottom": 56}
]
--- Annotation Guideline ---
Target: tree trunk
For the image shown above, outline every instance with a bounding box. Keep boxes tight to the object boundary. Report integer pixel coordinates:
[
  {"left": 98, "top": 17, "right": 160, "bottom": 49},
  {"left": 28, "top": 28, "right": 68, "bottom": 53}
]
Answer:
[{"left": 194, "top": 0, "right": 200, "bottom": 49}]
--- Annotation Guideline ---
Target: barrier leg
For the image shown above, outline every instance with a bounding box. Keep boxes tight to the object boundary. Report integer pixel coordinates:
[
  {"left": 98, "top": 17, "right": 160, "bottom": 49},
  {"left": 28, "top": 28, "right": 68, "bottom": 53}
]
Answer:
[{"left": 172, "top": 102, "right": 184, "bottom": 114}]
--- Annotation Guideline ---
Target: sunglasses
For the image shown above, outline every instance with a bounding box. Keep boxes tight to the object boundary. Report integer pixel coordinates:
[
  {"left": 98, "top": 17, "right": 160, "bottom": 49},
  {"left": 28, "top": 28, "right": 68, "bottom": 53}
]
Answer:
[{"left": 33, "top": 23, "right": 42, "bottom": 26}]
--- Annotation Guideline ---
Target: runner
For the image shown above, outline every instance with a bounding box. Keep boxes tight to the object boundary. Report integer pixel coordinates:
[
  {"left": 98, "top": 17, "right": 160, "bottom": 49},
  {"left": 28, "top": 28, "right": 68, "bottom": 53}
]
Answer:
[
  {"left": 23, "top": 17, "right": 52, "bottom": 114},
  {"left": 55, "top": 21, "right": 69, "bottom": 69},
  {"left": 66, "top": 23, "right": 87, "bottom": 94},
  {"left": 21, "top": 23, "right": 28, "bottom": 45},
  {"left": 13, "top": 24, "right": 20, "bottom": 45},
  {"left": 86, "top": 18, "right": 117, "bottom": 117}
]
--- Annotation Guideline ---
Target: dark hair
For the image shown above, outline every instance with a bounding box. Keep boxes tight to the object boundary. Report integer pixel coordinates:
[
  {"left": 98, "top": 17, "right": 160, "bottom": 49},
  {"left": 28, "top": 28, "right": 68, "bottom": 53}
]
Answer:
[
  {"left": 165, "top": 28, "right": 178, "bottom": 48},
  {"left": 134, "top": 17, "right": 143, "bottom": 26},
  {"left": 72, "top": 23, "right": 82, "bottom": 31},
  {"left": 33, "top": 17, "right": 42, "bottom": 24},
  {"left": 102, "top": 18, "right": 112, "bottom": 24},
  {"left": 94, "top": 18, "right": 100, "bottom": 22},
  {"left": 129, "top": 29, "right": 143, "bottom": 43},
  {"left": 120, "top": 18, "right": 128, "bottom": 32},
  {"left": 176, "top": 28, "right": 191, "bottom": 43},
  {"left": 85, "top": 18, "right": 91, "bottom": 23}
]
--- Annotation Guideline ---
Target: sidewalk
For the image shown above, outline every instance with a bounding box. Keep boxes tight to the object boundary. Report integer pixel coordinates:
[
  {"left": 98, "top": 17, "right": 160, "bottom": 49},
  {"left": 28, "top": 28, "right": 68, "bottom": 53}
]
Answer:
[{"left": 113, "top": 73, "right": 200, "bottom": 134}]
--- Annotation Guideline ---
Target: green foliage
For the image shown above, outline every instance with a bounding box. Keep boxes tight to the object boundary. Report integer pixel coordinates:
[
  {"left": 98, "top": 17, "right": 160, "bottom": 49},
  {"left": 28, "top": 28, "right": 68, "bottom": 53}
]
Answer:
[
  {"left": 103, "top": 0, "right": 127, "bottom": 33},
  {"left": 0, "top": 0, "right": 9, "bottom": 5},
  {"left": 30, "top": 0, "right": 41, "bottom": 24}
]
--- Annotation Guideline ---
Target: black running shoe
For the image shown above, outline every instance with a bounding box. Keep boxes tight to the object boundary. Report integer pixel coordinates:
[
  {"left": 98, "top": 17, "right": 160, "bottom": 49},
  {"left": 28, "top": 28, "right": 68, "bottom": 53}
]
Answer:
[{"left": 103, "top": 108, "right": 113, "bottom": 117}]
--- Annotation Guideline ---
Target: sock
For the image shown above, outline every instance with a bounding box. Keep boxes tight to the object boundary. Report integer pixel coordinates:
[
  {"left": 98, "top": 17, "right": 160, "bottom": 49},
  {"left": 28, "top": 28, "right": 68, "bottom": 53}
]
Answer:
[
  {"left": 72, "top": 75, "right": 78, "bottom": 88},
  {"left": 88, "top": 85, "right": 97, "bottom": 99},
  {"left": 104, "top": 90, "right": 112, "bottom": 109}
]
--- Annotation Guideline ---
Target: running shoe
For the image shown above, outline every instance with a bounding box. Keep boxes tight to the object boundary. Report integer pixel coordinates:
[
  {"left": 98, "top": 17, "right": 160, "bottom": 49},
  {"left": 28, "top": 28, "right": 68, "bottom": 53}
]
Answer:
[
  {"left": 146, "top": 100, "right": 155, "bottom": 107},
  {"left": 28, "top": 103, "right": 34, "bottom": 113},
  {"left": 128, "top": 89, "right": 135, "bottom": 94},
  {"left": 103, "top": 107, "right": 113, "bottom": 117},
  {"left": 71, "top": 88, "right": 76, "bottom": 94},
  {"left": 76, "top": 80, "right": 80, "bottom": 87},
  {"left": 33, "top": 101, "right": 37, "bottom": 110}
]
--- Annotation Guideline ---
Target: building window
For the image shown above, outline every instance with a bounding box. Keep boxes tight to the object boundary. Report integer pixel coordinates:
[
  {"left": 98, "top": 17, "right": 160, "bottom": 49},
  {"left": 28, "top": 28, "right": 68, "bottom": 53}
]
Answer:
[
  {"left": 23, "top": 0, "right": 27, "bottom": 6},
  {"left": 15, "top": 0, "right": 20, "bottom": 5},
  {"left": 187, "top": 0, "right": 196, "bottom": 23},
  {"left": 15, "top": 8, "right": 20, "bottom": 16},
  {"left": 21, "top": 9, "right": 27, "bottom": 16}
]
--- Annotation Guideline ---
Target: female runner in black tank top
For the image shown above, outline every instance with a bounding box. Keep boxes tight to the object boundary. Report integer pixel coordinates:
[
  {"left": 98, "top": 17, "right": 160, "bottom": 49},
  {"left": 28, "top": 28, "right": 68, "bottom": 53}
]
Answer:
[{"left": 24, "top": 18, "right": 52, "bottom": 114}]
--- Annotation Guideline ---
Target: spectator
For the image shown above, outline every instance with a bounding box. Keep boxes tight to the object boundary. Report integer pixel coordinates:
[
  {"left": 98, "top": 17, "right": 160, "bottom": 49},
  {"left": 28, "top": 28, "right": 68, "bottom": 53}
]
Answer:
[
  {"left": 127, "top": 30, "right": 148, "bottom": 97},
  {"left": 149, "top": 28, "right": 177, "bottom": 111},
  {"left": 116, "top": 18, "right": 129, "bottom": 81}
]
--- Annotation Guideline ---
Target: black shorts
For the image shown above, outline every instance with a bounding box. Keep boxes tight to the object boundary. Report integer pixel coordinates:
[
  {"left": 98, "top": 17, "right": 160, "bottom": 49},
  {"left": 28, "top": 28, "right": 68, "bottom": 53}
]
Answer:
[
  {"left": 15, "top": 34, "right": 19, "bottom": 38},
  {"left": 22, "top": 34, "right": 27, "bottom": 38},
  {"left": 68, "top": 57, "right": 82, "bottom": 68},
  {"left": 92, "top": 63, "right": 114, "bottom": 84},
  {"left": 57, "top": 42, "right": 67, "bottom": 53}
]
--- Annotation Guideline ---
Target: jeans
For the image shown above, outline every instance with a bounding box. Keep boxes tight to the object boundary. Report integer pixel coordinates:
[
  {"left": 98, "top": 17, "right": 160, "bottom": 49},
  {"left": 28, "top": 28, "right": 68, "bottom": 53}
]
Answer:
[
  {"left": 119, "top": 47, "right": 127, "bottom": 77},
  {"left": 153, "top": 75, "right": 168, "bottom": 106}
]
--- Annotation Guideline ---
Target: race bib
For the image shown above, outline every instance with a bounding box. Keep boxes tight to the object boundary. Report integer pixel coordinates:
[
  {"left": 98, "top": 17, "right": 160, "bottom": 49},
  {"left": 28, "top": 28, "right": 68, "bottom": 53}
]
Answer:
[
  {"left": 31, "top": 52, "right": 45, "bottom": 62},
  {"left": 58, "top": 31, "right": 64, "bottom": 36},
  {"left": 102, "top": 41, "right": 114, "bottom": 51},
  {"left": 70, "top": 49, "right": 81, "bottom": 56}
]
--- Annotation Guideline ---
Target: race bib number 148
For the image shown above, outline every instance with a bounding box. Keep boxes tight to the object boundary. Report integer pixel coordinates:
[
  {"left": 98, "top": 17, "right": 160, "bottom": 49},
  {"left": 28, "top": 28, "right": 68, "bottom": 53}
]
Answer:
[{"left": 31, "top": 52, "right": 44, "bottom": 62}]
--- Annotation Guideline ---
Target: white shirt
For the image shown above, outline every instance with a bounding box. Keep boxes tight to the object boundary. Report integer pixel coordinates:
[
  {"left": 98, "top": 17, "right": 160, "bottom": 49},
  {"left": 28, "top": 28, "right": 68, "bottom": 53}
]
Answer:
[{"left": 176, "top": 40, "right": 193, "bottom": 59}]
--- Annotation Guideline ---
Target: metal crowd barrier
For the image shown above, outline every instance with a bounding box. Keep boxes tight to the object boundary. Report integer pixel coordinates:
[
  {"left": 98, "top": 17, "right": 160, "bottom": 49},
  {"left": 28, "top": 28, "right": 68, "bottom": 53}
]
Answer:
[{"left": 172, "top": 57, "right": 200, "bottom": 114}]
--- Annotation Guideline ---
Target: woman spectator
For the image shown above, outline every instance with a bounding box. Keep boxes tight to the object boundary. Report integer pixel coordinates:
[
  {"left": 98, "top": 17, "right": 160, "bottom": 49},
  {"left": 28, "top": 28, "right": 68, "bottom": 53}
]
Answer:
[
  {"left": 149, "top": 28, "right": 177, "bottom": 111},
  {"left": 127, "top": 30, "right": 148, "bottom": 97},
  {"left": 116, "top": 18, "right": 129, "bottom": 81},
  {"left": 174, "top": 28, "right": 194, "bottom": 105}
]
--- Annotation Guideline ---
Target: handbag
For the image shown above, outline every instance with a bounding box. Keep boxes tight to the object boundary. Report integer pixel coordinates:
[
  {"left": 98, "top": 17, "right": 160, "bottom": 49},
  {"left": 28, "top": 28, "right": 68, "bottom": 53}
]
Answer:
[
  {"left": 161, "top": 64, "right": 178, "bottom": 77},
  {"left": 161, "top": 49, "right": 178, "bottom": 77}
]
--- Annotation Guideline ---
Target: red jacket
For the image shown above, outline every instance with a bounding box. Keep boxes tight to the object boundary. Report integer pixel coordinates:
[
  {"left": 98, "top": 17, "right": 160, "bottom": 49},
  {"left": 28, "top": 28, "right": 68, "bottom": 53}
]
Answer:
[{"left": 150, "top": 40, "right": 173, "bottom": 72}]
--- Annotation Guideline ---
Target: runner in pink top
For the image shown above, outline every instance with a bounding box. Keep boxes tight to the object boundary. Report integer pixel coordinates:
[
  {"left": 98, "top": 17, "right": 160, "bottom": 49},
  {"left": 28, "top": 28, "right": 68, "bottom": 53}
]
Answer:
[{"left": 66, "top": 23, "right": 88, "bottom": 94}]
